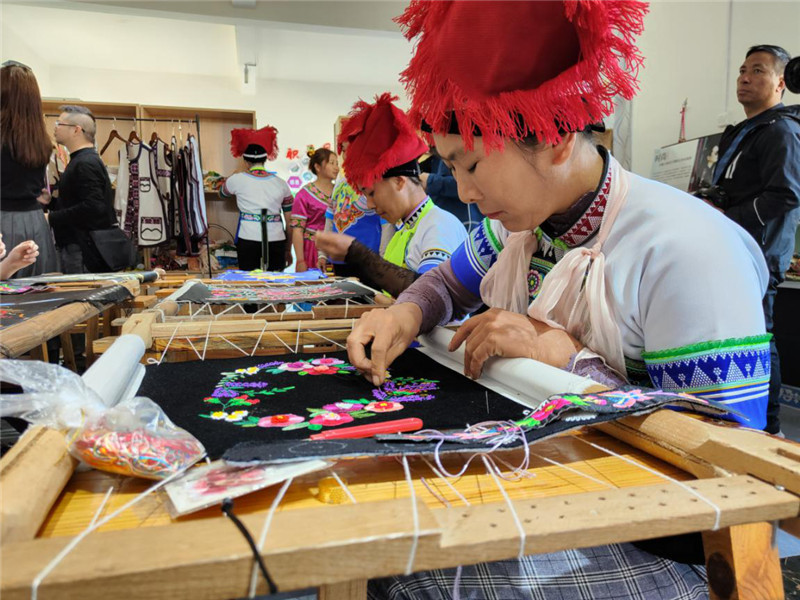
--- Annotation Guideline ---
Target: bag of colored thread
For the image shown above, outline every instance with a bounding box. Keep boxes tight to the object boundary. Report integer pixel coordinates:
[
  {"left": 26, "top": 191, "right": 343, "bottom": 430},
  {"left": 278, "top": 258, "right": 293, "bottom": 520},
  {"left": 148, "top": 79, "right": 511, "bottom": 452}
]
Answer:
[{"left": 0, "top": 360, "right": 205, "bottom": 480}]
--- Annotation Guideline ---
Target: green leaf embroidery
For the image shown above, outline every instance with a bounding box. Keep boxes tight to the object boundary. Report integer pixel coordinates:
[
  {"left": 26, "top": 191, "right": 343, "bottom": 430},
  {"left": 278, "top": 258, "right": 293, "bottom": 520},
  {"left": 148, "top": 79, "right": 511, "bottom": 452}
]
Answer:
[
  {"left": 203, "top": 398, "right": 223, "bottom": 405},
  {"left": 307, "top": 423, "right": 323, "bottom": 431},
  {"left": 282, "top": 422, "right": 310, "bottom": 431}
]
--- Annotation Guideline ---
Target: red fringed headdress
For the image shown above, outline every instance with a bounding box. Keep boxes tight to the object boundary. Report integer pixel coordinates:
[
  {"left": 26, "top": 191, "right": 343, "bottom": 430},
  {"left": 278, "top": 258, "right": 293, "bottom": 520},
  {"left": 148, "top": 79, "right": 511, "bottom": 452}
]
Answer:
[
  {"left": 395, "top": 0, "right": 648, "bottom": 151},
  {"left": 229, "top": 126, "right": 279, "bottom": 160},
  {"left": 338, "top": 93, "right": 429, "bottom": 190}
]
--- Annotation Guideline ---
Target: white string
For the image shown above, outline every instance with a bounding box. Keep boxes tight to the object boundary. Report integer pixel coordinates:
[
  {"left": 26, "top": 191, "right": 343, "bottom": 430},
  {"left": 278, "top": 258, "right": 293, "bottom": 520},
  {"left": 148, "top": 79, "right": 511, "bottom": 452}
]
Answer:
[
  {"left": 574, "top": 437, "right": 723, "bottom": 531},
  {"left": 153, "top": 308, "right": 166, "bottom": 323},
  {"left": 31, "top": 465, "right": 192, "bottom": 600},
  {"left": 250, "top": 320, "right": 270, "bottom": 356},
  {"left": 420, "top": 477, "right": 451, "bottom": 507},
  {"left": 201, "top": 319, "right": 213, "bottom": 361},
  {"left": 293, "top": 321, "right": 301, "bottom": 353},
  {"left": 271, "top": 332, "right": 295, "bottom": 354},
  {"left": 191, "top": 302, "right": 210, "bottom": 318},
  {"left": 330, "top": 470, "right": 358, "bottom": 504},
  {"left": 535, "top": 453, "right": 616, "bottom": 489},
  {"left": 248, "top": 477, "right": 294, "bottom": 598},
  {"left": 184, "top": 336, "right": 203, "bottom": 361},
  {"left": 147, "top": 322, "right": 181, "bottom": 365},
  {"left": 308, "top": 330, "right": 347, "bottom": 350},
  {"left": 87, "top": 486, "right": 115, "bottom": 530},
  {"left": 219, "top": 335, "right": 249, "bottom": 356},
  {"left": 420, "top": 457, "right": 472, "bottom": 506},
  {"left": 482, "top": 456, "right": 527, "bottom": 559},
  {"left": 344, "top": 298, "right": 350, "bottom": 318},
  {"left": 401, "top": 455, "right": 420, "bottom": 576}
]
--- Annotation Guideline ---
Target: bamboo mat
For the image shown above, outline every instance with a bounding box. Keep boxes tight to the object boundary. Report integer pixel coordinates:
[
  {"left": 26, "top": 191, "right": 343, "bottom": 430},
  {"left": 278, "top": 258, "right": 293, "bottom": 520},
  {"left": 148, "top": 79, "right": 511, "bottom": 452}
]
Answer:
[{"left": 38, "top": 429, "right": 692, "bottom": 539}]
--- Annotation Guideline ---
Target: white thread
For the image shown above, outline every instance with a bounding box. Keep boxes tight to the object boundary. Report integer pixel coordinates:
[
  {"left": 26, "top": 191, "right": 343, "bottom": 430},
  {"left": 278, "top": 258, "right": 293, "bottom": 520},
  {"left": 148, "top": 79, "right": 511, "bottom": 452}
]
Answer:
[
  {"left": 421, "top": 457, "right": 471, "bottom": 506},
  {"left": 154, "top": 308, "right": 166, "bottom": 323},
  {"left": 191, "top": 302, "right": 210, "bottom": 318},
  {"left": 294, "top": 322, "right": 301, "bottom": 353},
  {"left": 330, "top": 470, "right": 358, "bottom": 504},
  {"left": 201, "top": 320, "right": 213, "bottom": 361},
  {"left": 535, "top": 454, "right": 615, "bottom": 489},
  {"left": 453, "top": 566, "right": 464, "bottom": 600},
  {"left": 482, "top": 456, "right": 526, "bottom": 559},
  {"left": 575, "top": 437, "right": 723, "bottom": 531},
  {"left": 401, "top": 455, "right": 420, "bottom": 576},
  {"left": 87, "top": 486, "right": 114, "bottom": 529},
  {"left": 219, "top": 335, "right": 249, "bottom": 356},
  {"left": 308, "top": 330, "right": 347, "bottom": 350},
  {"left": 148, "top": 322, "right": 181, "bottom": 365},
  {"left": 215, "top": 303, "right": 240, "bottom": 318},
  {"left": 31, "top": 465, "right": 191, "bottom": 600},
  {"left": 250, "top": 320, "right": 270, "bottom": 356},
  {"left": 248, "top": 477, "right": 294, "bottom": 598},
  {"left": 271, "top": 332, "right": 295, "bottom": 354},
  {"left": 184, "top": 336, "right": 203, "bottom": 361},
  {"left": 420, "top": 477, "right": 451, "bottom": 507},
  {"left": 344, "top": 298, "right": 350, "bottom": 318}
]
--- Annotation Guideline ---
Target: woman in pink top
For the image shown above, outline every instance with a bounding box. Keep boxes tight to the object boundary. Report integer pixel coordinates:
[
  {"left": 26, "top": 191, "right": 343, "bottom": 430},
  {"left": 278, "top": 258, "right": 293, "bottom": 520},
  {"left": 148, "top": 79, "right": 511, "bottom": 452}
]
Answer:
[{"left": 290, "top": 148, "right": 338, "bottom": 271}]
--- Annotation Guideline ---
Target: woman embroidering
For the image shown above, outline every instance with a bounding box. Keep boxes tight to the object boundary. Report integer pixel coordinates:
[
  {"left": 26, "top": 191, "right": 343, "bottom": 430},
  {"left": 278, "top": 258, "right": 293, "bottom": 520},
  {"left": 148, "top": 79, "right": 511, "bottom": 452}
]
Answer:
[{"left": 347, "top": 1, "right": 770, "bottom": 597}]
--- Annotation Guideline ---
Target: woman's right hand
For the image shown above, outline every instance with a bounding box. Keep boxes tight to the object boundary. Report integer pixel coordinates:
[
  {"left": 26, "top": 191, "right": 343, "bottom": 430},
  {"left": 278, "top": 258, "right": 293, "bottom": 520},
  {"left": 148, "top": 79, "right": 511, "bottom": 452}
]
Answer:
[
  {"left": 346, "top": 302, "right": 422, "bottom": 386},
  {"left": 295, "top": 260, "right": 307, "bottom": 272}
]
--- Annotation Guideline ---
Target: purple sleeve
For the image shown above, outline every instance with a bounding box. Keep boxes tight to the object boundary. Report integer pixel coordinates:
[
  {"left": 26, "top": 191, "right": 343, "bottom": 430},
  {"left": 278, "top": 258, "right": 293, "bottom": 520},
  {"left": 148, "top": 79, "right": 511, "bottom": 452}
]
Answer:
[
  {"left": 565, "top": 355, "right": 627, "bottom": 388},
  {"left": 396, "top": 259, "right": 483, "bottom": 333}
]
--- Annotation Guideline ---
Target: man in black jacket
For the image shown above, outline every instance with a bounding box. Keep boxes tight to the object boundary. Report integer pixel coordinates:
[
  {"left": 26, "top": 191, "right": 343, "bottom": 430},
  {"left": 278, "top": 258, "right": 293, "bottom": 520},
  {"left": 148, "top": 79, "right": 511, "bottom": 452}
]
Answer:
[
  {"left": 714, "top": 45, "right": 800, "bottom": 434},
  {"left": 44, "top": 105, "right": 116, "bottom": 273}
]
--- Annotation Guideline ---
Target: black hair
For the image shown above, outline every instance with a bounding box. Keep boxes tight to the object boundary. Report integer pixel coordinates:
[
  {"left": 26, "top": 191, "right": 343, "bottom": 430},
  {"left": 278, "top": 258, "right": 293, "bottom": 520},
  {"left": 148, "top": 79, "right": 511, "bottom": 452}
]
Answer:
[
  {"left": 308, "top": 147, "right": 335, "bottom": 176},
  {"left": 59, "top": 104, "right": 96, "bottom": 143},
  {"left": 746, "top": 45, "right": 791, "bottom": 73},
  {"left": 243, "top": 144, "right": 266, "bottom": 165},
  {"left": 746, "top": 45, "right": 792, "bottom": 97}
]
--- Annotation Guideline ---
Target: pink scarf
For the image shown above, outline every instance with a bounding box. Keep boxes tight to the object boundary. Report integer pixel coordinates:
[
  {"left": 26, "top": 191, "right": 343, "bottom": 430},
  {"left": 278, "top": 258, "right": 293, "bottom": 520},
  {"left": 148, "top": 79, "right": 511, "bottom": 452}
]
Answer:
[{"left": 480, "top": 157, "right": 630, "bottom": 375}]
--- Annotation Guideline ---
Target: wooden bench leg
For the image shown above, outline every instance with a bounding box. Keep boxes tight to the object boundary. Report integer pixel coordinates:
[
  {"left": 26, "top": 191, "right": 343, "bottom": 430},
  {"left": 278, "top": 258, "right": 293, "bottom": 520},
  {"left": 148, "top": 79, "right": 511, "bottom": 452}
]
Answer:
[
  {"left": 318, "top": 580, "right": 367, "bottom": 600},
  {"left": 85, "top": 315, "right": 99, "bottom": 368},
  {"left": 28, "top": 343, "right": 47, "bottom": 362},
  {"left": 59, "top": 332, "right": 77, "bottom": 372},
  {"left": 702, "top": 521, "right": 783, "bottom": 600}
]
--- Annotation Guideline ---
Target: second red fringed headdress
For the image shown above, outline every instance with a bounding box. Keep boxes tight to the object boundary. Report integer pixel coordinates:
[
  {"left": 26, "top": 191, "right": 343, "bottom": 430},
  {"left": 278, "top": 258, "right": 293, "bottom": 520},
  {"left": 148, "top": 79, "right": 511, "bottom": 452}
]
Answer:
[
  {"left": 230, "top": 126, "right": 279, "bottom": 160},
  {"left": 338, "top": 93, "right": 429, "bottom": 190},
  {"left": 395, "top": 0, "right": 649, "bottom": 151}
]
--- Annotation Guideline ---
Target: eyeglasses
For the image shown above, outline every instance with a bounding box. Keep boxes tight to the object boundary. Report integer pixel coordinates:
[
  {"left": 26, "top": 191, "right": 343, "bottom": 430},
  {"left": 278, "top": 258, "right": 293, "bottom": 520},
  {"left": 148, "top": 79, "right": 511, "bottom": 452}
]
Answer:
[{"left": 55, "top": 121, "right": 80, "bottom": 129}]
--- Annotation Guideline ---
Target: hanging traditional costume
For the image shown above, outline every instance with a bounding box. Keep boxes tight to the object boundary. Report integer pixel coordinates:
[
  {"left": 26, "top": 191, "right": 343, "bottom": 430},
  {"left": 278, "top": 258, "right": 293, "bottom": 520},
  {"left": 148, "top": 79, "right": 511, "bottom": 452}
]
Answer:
[
  {"left": 372, "top": 1, "right": 770, "bottom": 598},
  {"left": 337, "top": 93, "right": 467, "bottom": 295},
  {"left": 220, "top": 126, "right": 293, "bottom": 271}
]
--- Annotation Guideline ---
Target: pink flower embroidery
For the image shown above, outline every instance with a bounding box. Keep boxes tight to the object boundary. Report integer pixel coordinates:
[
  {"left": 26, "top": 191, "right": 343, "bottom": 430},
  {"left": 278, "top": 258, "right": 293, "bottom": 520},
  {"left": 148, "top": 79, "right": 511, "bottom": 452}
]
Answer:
[
  {"left": 304, "top": 364, "right": 339, "bottom": 375},
  {"left": 310, "top": 411, "right": 354, "bottom": 426},
  {"left": 311, "top": 357, "right": 345, "bottom": 367},
  {"left": 258, "top": 414, "right": 305, "bottom": 428},
  {"left": 365, "top": 401, "right": 404, "bottom": 413},
  {"left": 323, "top": 402, "right": 364, "bottom": 412},
  {"left": 279, "top": 361, "right": 312, "bottom": 372}
]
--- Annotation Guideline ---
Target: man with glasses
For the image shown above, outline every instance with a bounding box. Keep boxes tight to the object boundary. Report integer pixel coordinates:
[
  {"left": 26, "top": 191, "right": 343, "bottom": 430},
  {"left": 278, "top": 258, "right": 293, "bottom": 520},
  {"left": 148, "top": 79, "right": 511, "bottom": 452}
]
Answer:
[{"left": 40, "top": 105, "right": 116, "bottom": 272}]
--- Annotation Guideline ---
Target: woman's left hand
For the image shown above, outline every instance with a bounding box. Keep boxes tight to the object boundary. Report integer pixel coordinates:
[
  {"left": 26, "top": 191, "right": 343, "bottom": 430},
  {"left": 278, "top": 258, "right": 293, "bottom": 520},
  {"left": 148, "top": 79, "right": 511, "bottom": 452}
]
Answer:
[
  {"left": 314, "top": 231, "right": 355, "bottom": 262},
  {"left": 449, "top": 308, "right": 583, "bottom": 379}
]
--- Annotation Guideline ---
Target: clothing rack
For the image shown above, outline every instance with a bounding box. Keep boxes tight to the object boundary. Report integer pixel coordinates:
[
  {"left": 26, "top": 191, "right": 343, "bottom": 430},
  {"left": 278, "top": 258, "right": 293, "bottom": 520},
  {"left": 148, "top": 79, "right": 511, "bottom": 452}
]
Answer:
[{"left": 47, "top": 112, "right": 210, "bottom": 277}]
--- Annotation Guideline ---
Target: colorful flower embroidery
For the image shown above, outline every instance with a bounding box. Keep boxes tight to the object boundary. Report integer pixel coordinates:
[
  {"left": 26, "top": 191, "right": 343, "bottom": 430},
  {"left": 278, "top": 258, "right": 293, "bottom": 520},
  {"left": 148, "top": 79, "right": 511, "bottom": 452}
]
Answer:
[
  {"left": 225, "top": 410, "right": 249, "bottom": 422},
  {"left": 323, "top": 402, "right": 364, "bottom": 412},
  {"left": 309, "top": 411, "right": 354, "bottom": 427},
  {"left": 200, "top": 358, "right": 439, "bottom": 431},
  {"left": 258, "top": 414, "right": 305, "bottom": 428},
  {"left": 365, "top": 401, "right": 404, "bottom": 413}
]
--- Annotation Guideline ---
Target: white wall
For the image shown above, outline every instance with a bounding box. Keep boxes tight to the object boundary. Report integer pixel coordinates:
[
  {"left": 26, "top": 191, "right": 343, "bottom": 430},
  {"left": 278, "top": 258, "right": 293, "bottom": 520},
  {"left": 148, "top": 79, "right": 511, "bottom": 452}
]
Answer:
[
  {"left": 44, "top": 65, "right": 405, "bottom": 180},
  {"left": 632, "top": 0, "right": 800, "bottom": 175}
]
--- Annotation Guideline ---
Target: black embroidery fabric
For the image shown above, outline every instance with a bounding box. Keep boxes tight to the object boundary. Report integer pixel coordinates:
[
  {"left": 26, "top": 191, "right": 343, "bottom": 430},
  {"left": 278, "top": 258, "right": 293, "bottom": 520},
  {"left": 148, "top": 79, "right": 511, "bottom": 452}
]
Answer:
[
  {"left": 0, "top": 284, "right": 132, "bottom": 330},
  {"left": 175, "top": 280, "right": 376, "bottom": 304}
]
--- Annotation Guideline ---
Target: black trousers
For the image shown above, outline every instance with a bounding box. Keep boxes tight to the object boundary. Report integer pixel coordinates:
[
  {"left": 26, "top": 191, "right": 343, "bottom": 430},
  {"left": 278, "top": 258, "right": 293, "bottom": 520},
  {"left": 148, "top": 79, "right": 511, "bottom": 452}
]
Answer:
[
  {"left": 236, "top": 239, "right": 286, "bottom": 272},
  {"left": 763, "top": 277, "right": 782, "bottom": 434}
]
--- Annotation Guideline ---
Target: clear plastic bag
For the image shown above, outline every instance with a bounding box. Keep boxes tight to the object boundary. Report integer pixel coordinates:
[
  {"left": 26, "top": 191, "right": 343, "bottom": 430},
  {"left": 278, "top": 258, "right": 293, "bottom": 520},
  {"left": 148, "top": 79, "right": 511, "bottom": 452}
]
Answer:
[{"left": 0, "top": 360, "right": 205, "bottom": 479}]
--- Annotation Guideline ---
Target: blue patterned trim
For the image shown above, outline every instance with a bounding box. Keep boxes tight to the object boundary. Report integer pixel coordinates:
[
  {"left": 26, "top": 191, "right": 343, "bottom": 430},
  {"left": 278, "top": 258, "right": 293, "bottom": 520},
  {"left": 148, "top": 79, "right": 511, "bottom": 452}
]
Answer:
[
  {"left": 418, "top": 248, "right": 452, "bottom": 273},
  {"left": 643, "top": 335, "right": 771, "bottom": 429},
  {"left": 451, "top": 218, "right": 503, "bottom": 297}
]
